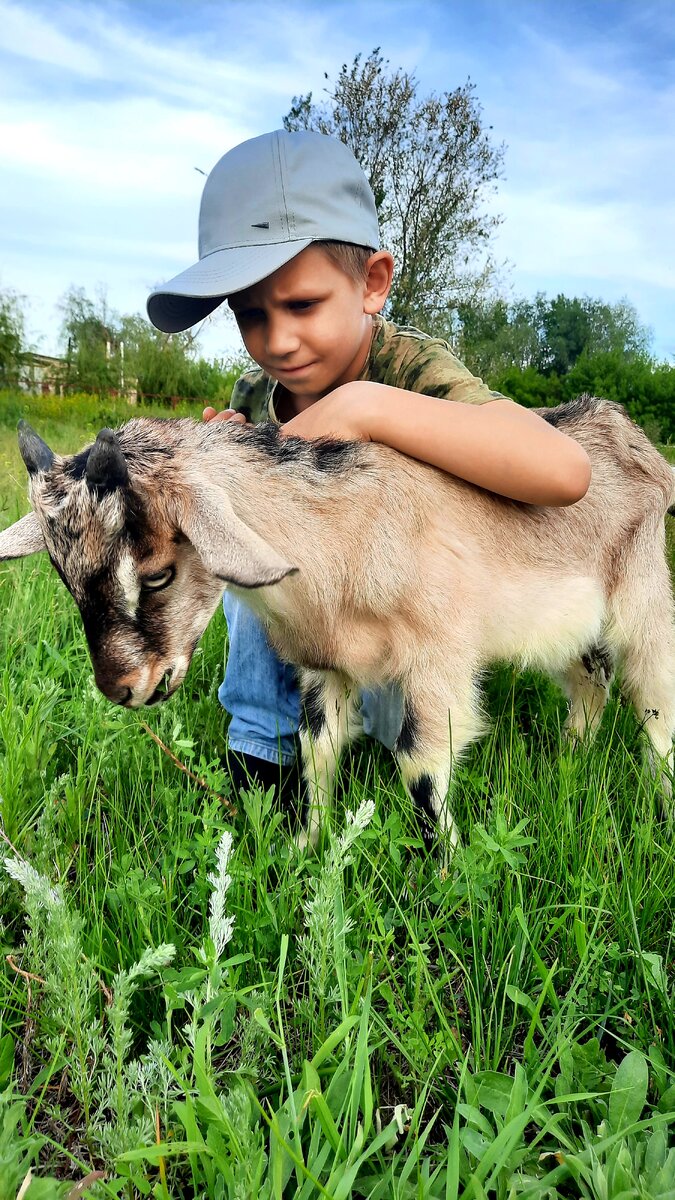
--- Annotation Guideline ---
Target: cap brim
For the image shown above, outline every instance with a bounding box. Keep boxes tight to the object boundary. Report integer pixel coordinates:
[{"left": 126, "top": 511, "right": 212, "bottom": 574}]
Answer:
[{"left": 147, "top": 239, "right": 314, "bottom": 333}]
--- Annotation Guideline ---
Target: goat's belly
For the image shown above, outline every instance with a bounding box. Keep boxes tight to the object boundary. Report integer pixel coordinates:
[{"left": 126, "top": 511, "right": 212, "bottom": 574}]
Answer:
[{"left": 483, "top": 575, "right": 606, "bottom": 672}]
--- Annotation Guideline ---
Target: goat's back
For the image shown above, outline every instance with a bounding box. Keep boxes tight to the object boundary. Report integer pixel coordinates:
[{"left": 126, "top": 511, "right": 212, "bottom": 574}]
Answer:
[{"left": 295, "top": 395, "right": 672, "bottom": 587}]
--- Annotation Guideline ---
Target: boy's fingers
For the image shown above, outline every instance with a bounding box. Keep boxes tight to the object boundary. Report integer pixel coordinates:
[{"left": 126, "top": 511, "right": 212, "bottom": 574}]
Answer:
[{"left": 202, "top": 407, "right": 247, "bottom": 424}]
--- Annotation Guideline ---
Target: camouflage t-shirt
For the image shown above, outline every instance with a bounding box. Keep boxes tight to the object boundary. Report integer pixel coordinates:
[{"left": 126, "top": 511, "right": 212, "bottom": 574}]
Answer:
[{"left": 229, "top": 314, "right": 504, "bottom": 423}]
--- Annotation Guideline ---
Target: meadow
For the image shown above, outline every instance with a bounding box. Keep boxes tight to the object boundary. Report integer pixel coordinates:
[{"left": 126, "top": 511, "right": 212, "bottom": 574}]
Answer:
[{"left": 1, "top": 391, "right": 675, "bottom": 1199}]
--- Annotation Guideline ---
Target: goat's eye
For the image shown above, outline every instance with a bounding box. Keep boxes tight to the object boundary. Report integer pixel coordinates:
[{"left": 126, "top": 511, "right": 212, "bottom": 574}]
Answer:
[{"left": 141, "top": 566, "right": 175, "bottom": 591}]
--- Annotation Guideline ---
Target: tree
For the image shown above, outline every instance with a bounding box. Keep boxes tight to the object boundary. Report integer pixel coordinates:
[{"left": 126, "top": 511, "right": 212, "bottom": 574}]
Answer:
[
  {"left": 0, "top": 286, "right": 27, "bottom": 387},
  {"left": 119, "top": 315, "right": 246, "bottom": 405},
  {"left": 454, "top": 292, "right": 652, "bottom": 382},
  {"left": 119, "top": 314, "right": 197, "bottom": 402},
  {"left": 59, "top": 286, "right": 121, "bottom": 394},
  {"left": 283, "top": 49, "right": 504, "bottom": 330},
  {"left": 540, "top": 295, "right": 651, "bottom": 376},
  {"left": 452, "top": 296, "right": 541, "bottom": 380}
]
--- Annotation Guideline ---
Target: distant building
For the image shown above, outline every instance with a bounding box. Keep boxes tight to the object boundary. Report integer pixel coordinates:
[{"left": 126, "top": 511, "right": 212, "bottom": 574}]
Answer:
[
  {"left": 18, "top": 352, "right": 137, "bottom": 402},
  {"left": 20, "top": 353, "right": 65, "bottom": 395}
]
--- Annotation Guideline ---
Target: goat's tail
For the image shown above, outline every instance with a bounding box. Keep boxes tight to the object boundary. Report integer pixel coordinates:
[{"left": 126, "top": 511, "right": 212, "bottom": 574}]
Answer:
[{"left": 669, "top": 466, "right": 675, "bottom": 517}]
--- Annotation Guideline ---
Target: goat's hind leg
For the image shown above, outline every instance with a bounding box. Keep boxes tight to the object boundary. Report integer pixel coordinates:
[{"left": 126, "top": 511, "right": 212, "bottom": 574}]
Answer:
[
  {"left": 298, "top": 669, "right": 361, "bottom": 849},
  {"left": 610, "top": 538, "right": 675, "bottom": 818},
  {"left": 620, "top": 624, "right": 675, "bottom": 817},
  {"left": 560, "top": 644, "right": 614, "bottom": 742}
]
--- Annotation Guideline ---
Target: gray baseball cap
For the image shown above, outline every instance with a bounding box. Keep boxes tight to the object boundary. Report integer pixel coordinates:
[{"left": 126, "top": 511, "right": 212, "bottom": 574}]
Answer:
[{"left": 147, "top": 129, "right": 380, "bottom": 334}]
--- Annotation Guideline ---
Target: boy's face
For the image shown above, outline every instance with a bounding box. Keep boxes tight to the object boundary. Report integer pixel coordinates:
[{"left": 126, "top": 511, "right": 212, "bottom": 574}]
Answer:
[{"left": 227, "top": 245, "right": 385, "bottom": 405}]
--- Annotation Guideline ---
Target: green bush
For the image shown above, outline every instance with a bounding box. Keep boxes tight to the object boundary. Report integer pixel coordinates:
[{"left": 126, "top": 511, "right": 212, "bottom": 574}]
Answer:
[{"left": 491, "top": 354, "right": 675, "bottom": 441}]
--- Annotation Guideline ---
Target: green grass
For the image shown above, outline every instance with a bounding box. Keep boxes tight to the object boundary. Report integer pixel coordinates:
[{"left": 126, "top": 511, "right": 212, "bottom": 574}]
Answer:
[{"left": 1, "top": 395, "right": 675, "bottom": 1197}]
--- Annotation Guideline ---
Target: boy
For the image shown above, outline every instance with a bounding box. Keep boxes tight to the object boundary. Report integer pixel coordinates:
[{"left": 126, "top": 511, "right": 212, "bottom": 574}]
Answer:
[{"left": 147, "top": 129, "right": 590, "bottom": 801}]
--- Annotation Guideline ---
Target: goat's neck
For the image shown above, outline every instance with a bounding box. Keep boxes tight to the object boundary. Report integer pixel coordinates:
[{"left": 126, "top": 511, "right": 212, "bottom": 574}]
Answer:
[{"left": 214, "top": 437, "right": 331, "bottom": 567}]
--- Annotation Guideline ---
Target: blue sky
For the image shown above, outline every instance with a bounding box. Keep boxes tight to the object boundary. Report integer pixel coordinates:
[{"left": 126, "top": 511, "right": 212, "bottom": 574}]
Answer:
[{"left": 1, "top": 0, "right": 674, "bottom": 362}]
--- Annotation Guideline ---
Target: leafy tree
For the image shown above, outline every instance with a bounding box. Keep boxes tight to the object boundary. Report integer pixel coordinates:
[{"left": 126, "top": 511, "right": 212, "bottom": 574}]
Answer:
[
  {"left": 57, "top": 291, "right": 245, "bottom": 405},
  {"left": 59, "top": 286, "right": 121, "bottom": 395},
  {"left": 490, "top": 363, "right": 565, "bottom": 410},
  {"left": 585, "top": 298, "right": 651, "bottom": 360},
  {"left": 0, "top": 286, "right": 27, "bottom": 387},
  {"left": 283, "top": 48, "right": 504, "bottom": 330},
  {"left": 454, "top": 293, "right": 652, "bottom": 381},
  {"left": 539, "top": 294, "right": 650, "bottom": 376},
  {"left": 120, "top": 315, "right": 247, "bottom": 405},
  {"left": 540, "top": 295, "right": 592, "bottom": 376},
  {"left": 119, "top": 314, "right": 197, "bottom": 402},
  {"left": 452, "top": 290, "right": 672, "bottom": 440},
  {"left": 452, "top": 296, "right": 541, "bottom": 380}
]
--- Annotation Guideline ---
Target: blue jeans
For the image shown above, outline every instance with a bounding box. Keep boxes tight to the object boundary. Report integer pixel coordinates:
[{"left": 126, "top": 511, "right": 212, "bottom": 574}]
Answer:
[{"left": 219, "top": 592, "right": 403, "bottom": 765}]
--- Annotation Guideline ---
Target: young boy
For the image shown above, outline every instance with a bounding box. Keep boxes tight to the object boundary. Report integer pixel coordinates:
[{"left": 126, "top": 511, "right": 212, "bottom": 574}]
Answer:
[{"left": 147, "top": 129, "right": 591, "bottom": 800}]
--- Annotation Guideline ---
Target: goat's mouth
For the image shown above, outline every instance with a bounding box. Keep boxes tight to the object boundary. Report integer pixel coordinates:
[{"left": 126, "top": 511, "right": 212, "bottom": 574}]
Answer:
[{"left": 146, "top": 671, "right": 179, "bottom": 706}]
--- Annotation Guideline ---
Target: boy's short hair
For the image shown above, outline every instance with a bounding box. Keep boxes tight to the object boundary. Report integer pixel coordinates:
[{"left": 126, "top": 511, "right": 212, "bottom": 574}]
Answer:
[
  {"left": 315, "top": 240, "right": 375, "bottom": 283},
  {"left": 147, "top": 130, "right": 380, "bottom": 334}
]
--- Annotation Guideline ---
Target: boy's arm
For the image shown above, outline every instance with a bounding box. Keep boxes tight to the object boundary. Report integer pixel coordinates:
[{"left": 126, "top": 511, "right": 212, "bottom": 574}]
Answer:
[{"left": 282, "top": 381, "right": 592, "bottom": 508}]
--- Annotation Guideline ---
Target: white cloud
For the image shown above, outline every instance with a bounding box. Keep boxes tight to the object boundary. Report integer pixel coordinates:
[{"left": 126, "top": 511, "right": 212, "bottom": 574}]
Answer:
[{"left": 0, "top": 0, "right": 102, "bottom": 75}]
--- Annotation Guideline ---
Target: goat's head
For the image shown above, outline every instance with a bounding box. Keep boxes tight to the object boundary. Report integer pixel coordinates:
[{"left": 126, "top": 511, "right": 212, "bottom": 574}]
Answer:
[{"left": 0, "top": 420, "right": 296, "bottom": 707}]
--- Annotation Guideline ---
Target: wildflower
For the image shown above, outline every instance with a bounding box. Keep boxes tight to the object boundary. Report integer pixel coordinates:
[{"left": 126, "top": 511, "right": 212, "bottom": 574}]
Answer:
[{"left": 207, "top": 830, "right": 235, "bottom": 958}]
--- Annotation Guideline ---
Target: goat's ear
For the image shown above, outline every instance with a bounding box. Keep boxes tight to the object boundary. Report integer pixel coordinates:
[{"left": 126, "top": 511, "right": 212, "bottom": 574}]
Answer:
[
  {"left": 177, "top": 482, "right": 297, "bottom": 587},
  {"left": 0, "top": 512, "right": 47, "bottom": 560}
]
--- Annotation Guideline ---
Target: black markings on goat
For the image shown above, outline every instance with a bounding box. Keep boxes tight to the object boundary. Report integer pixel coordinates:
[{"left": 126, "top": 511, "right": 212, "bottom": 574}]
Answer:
[
  {"left": 582, "top": 645, "right": 613, "bottom": 682},
  {"left": 540, "top": 394, "right": 600, "bottom": 428},
  {"left": 78, "top": 568, "right": 120, "bottom": 652},
  {"left": 65, "top": 447, "right": 93, "bottom": 481},
  {"left": 122, "top": 492, "right": 154, "bottom": 553},
  {"left": 396, "top": 696, "right": 419, "bottom": 756},
  {"left": 409, "top": 774, "right": 437, "bottom": 849},
  {"left": 241, "top": 422, "right": 359, "bottom": 474},
  {"left": 313, "top": 439, "right": 359, "bottom": 473},
  {"left": 301, "top": 680, "right": 327, "bottom": 739},
  {"left": 238, "top": 423, "right": 304, "bottom": 464}
]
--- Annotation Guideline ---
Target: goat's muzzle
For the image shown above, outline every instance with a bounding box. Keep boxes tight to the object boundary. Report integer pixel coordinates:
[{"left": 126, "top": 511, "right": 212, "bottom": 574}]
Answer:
[
  {"left": 98, "top": 680, "right": 134, "bottom": 706},
  {"left": 94, "top": 661, "right": 188, "bottom": 708}
]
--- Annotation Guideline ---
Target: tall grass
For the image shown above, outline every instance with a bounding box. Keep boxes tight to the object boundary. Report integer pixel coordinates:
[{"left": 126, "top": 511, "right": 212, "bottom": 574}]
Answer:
[{"left": 1, "top": 397, "right": 674, "bottom": 1196}]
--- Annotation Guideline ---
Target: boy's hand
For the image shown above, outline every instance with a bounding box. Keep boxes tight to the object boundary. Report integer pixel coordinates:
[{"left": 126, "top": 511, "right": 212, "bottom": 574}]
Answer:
[
  {"left": 281, "top": 385, "right": 370, "bottom": 442},
  {"left": 202, "top": 407, "right": 248, "bottom": 424}
]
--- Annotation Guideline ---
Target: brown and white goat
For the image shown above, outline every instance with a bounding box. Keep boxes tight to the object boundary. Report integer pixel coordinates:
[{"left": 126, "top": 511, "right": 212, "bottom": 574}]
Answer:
[{"left": 1, "top": 397, "right": 674, "bottom": 849}]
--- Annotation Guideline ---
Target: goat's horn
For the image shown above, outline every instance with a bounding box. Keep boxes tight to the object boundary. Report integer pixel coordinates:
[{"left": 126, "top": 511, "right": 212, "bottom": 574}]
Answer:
[
  {"left": 86, "top": 429, "right": 129, "bottom": 490},
  {"left": 18, "top": 420, "right": 55, "bottom": 475}
]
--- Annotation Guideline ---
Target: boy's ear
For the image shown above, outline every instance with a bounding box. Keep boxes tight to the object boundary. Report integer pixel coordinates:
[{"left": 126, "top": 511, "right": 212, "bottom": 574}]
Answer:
[{"left": 363, "top": 251, "right": 395, "bottom": 315}]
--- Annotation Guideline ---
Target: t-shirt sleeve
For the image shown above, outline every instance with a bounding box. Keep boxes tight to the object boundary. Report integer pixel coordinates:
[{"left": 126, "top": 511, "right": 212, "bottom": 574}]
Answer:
[
  {"left": 230, "top": 368, "right": 271, "bottom": 424},
  {"left": 376, "top": 331, "right": 506, "bottom": 406}
]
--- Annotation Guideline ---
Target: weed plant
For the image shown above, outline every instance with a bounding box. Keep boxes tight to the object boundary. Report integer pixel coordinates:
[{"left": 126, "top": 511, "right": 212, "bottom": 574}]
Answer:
[{"left": 0, "top": 401, "right": 674, "bottom": 1196}]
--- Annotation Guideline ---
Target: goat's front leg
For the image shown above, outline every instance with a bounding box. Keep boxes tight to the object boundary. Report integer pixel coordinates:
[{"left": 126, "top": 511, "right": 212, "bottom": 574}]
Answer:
[
  {"left": 298, "top": 670, "right": 361, "bottom": 849},
  {"left": 394, "top": 670, "right": 485, "bottom": 854}
]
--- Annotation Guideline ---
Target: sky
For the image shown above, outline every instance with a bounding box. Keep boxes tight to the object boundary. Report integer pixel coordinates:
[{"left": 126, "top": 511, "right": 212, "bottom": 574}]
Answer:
[{"left": 1, "top": 0, "right": 674, "bottom": 364}]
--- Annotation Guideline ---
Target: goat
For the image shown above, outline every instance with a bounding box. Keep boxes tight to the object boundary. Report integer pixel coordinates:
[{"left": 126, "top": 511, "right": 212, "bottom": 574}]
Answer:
[{"left": 1, "top": 396, "right": 674, "bottom": 850}]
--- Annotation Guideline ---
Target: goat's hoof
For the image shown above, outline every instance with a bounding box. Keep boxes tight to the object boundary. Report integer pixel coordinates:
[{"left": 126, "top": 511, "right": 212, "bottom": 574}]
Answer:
[
  {"left": 295, "top": 829, "right": 309, "bottom": 853},
  {"left": 294, "top": 816, "right": 324, "bottom": 852},
  {"left": 294, "top": 827, "right": 318, "bottom": 853}
]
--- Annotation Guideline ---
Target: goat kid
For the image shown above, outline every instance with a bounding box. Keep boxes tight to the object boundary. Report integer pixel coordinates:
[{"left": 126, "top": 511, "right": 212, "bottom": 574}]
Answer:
[{"left": 1, "top": 397, "right": 674, "bottom": 849}]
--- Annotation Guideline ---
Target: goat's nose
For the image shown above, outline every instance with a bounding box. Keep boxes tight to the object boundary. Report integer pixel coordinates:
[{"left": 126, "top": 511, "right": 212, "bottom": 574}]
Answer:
[{"left": 97, "top": 679, "right": 133, "bottom": 706}]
